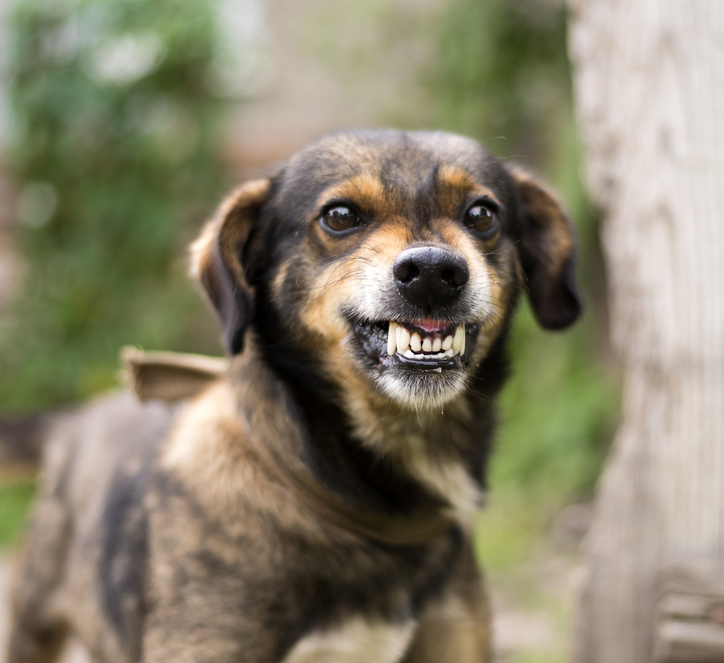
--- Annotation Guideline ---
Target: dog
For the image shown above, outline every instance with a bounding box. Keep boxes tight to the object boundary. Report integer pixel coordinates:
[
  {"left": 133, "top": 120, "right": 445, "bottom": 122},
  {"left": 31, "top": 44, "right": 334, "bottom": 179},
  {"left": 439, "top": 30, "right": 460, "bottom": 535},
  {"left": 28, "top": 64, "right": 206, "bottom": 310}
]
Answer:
[{"left": 6, "top": 129, "right": 581, "bottom": 662}]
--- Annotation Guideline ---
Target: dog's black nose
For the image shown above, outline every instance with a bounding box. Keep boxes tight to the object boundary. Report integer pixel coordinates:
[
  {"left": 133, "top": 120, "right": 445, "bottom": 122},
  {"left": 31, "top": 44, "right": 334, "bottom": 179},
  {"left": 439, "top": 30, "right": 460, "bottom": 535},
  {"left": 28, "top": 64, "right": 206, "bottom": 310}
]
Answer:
[{"left": 393, "top": 246, "right": 469, "bottom": 309}]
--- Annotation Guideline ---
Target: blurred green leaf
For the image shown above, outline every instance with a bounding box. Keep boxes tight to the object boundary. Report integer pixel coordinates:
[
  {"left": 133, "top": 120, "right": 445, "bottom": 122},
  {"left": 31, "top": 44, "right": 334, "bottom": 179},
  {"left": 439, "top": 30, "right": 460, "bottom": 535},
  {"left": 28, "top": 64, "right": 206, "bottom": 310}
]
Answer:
[
  {"left": 1, "top": 0, "right": 229, "bottom": 410},
  {"left": 0, "top": 480, "right": 36, "bottom": 547}
]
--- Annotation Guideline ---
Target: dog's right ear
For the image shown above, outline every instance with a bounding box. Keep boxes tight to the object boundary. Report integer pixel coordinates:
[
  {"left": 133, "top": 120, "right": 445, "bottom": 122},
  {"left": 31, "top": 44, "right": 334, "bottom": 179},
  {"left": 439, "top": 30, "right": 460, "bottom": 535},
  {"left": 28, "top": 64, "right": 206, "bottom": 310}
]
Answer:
[{"left": 190, "top": 179, "right": 271, "bottom": 355}]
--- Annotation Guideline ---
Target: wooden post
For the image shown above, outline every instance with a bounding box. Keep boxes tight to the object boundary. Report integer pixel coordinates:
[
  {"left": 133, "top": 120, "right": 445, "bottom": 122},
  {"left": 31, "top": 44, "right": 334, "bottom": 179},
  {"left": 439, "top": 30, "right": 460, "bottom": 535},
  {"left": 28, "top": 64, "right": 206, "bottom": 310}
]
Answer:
[{"left": 568, "top": 0, "right": 724, "bottom": 661}]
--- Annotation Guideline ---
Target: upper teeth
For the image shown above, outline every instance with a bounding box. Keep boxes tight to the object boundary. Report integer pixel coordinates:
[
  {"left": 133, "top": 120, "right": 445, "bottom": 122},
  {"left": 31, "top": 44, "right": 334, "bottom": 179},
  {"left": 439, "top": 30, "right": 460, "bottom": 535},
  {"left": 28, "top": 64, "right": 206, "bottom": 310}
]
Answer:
[{"left": 387, "top": 322, "right": 466, "bottom": 358}]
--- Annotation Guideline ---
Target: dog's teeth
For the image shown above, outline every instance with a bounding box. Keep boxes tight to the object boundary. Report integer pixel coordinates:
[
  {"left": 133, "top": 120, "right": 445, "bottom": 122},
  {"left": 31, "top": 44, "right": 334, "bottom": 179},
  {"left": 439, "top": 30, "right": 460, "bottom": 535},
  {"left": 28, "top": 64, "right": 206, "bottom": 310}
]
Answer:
[
  {"left": 460, "top": 325, "right": 466, "bottom": 355},
  {"left": 403, "top": 349, "right": 416, "bottom": 359},
  {"left": 396, "top": 325, "right": 411, "bottom": 354},
  {"left": 444, "top": 349, "right": 454, "bottom": 357},
  {"left": 422, "top": 337, "right": 432, "bottom": 353},
  {"left": 432, "top": 337, "right": 442, "bottom": 353},
  {"left": 410, "top": 332, "right": 422, "bottom": 352},
  {"left": 452, "top": 325, "right": 464, "bottom": 354},
  {"left": 442, "top": 335, "right": 453, "bottom": 351},
  {"left": 387, "top": 322, "right": 397, "bottom": 356}
]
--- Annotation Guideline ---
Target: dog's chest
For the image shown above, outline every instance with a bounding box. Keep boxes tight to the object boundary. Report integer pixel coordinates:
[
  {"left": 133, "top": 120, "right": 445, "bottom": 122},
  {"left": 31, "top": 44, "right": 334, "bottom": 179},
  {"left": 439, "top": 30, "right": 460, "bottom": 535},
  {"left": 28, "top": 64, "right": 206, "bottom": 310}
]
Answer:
[
  {"left": 281, "top": 616, "right": 416, "bottom": 663},
  {"left": 402, "top": 434, "right": 482, "bottom": 521}
]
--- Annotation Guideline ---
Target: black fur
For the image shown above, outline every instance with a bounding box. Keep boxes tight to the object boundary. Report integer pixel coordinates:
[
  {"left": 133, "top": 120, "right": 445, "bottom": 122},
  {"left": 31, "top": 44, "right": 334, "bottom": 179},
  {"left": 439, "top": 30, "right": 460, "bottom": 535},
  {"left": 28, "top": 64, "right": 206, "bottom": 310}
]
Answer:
[{"left": 8, "top": 130, "right": 581, "bottom": 663}]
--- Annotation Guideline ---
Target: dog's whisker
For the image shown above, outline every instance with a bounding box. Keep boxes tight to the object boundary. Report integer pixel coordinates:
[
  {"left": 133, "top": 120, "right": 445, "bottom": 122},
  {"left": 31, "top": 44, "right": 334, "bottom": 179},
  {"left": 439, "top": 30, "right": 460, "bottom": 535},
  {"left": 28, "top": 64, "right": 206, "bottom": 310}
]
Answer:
[{"left": 483, "top": 240, "right": 520, "bottom": 257}]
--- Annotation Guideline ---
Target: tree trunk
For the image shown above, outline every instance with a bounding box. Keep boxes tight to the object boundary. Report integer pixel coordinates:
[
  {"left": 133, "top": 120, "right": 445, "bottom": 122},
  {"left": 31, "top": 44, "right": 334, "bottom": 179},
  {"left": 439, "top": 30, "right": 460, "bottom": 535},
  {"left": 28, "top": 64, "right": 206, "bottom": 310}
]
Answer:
[{"left": 568, "top": 1, "right": 724, "bottom": 661}]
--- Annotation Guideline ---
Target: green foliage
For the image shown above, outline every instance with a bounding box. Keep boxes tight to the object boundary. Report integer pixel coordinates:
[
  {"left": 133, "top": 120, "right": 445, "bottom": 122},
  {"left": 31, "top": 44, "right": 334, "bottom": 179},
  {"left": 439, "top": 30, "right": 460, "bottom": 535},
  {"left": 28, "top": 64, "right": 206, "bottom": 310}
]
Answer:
[
  {"left": 494, "top": 306, "right": 618, "bottom": 498},
  {"left": 433, "top": 0, "right": 571, "bottom": 162},
  {"left": 0, "top": 479, "right": 36, "bottom": 547},
  {"left": 433, "top": 0, "right": 620, "bottom": 501},
  {"left": 1, "top": 0, "right": 228, "bottom": 411}
]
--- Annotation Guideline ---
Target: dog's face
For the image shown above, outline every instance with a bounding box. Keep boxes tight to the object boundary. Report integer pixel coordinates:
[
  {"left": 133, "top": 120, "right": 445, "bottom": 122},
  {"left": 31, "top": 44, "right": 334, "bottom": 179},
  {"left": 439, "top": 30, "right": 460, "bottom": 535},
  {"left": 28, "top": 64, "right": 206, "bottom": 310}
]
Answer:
[{"left": 192, "top": 130, "right": 580, "bottom": 409}]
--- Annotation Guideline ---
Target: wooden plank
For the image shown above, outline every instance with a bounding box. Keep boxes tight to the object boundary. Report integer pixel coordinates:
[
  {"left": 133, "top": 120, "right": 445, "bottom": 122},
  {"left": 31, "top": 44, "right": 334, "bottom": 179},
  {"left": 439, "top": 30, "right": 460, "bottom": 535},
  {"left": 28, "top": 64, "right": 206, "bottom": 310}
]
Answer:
[
  {"left": 654, "top": 560, "right": 724, "bottom": 662},
  {"left": 656, "top": 621, "right": 724, "bottom": 662},
  {"left": 661, "top": 560, "right": 724, "bottom": 596},
  {"left": 660, "top": 594, "right": 716, "bottom": 620}
]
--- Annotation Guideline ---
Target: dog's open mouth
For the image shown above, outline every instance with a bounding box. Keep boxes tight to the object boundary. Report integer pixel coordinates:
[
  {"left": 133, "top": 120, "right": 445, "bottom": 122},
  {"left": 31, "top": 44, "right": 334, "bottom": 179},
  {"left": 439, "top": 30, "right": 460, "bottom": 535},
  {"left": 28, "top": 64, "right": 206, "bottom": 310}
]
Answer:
[{"left": 353, "top": 318, "right": 479, "bottom": 372}]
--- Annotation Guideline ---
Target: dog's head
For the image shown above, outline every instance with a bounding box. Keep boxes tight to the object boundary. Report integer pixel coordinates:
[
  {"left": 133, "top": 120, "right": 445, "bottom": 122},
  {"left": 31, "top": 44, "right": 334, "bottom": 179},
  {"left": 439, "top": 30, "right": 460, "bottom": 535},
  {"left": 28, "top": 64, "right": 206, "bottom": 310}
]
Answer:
[{"left": 192, "top": 130, "right": 581, "bottom": 409}]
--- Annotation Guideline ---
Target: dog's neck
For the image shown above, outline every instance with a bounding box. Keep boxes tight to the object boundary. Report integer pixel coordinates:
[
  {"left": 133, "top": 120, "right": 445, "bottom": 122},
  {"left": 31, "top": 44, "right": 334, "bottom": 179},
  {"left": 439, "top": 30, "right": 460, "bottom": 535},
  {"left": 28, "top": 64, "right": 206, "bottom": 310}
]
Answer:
[{"left": 236, "top": 332, "right": 505, "bottom": 524}]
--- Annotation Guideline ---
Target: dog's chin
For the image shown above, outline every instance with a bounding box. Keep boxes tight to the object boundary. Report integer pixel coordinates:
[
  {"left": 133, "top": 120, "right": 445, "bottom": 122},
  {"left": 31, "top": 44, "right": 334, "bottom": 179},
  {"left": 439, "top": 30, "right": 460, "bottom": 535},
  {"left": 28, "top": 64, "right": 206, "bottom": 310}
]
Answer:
[{"left": 350, "top": 318, "right": 480, "bottom": 410}]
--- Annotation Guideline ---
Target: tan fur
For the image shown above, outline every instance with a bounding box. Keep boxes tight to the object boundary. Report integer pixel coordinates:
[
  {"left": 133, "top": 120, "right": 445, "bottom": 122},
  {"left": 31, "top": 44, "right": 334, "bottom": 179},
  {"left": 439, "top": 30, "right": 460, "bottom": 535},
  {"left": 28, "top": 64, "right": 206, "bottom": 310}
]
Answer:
[
  {"left": 434, "top": 165, "right": 500, "bottom": 217},
  {"left": 315, "top": 173, "right": 388, "bottom": 214},
  {"left": 282, "top": 618, "right": 417, "bottom": 663},
  {"left": 8, "top": 131, "right": 579, "bottom": 663}
]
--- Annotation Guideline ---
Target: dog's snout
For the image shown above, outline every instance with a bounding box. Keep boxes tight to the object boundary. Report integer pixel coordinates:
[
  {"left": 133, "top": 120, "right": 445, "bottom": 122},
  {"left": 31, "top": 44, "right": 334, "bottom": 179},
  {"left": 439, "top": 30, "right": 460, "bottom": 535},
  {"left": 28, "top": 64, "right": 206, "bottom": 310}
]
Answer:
[{"left": 393, "top": 246, "right": 469, "bottom": 309}]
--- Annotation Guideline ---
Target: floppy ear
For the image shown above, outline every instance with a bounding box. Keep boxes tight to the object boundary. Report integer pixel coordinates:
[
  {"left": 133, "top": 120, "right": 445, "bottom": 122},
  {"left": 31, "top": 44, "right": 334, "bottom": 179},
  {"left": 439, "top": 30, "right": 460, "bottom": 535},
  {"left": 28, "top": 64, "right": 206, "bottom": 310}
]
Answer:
[
  {"left": 190, "top": 179, "right": 271, "bottom": 355},
  {"left": 509, "top": 167, "right": 583, "bottom": 330}
]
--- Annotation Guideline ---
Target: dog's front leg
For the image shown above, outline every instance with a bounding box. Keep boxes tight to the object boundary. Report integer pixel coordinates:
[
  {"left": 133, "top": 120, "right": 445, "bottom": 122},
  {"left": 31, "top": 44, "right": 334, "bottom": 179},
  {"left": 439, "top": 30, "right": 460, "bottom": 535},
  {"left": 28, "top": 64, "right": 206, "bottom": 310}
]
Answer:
[{"left": 402, "top": 545, "right": 491, "bottom": 663}]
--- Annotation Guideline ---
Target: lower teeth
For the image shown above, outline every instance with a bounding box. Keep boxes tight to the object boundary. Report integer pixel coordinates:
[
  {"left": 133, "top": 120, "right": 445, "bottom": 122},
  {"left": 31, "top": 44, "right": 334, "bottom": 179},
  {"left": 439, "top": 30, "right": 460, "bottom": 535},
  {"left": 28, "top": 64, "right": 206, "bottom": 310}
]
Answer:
[{"left": 401, "top": 349, "right": 455, "bottom": 360}]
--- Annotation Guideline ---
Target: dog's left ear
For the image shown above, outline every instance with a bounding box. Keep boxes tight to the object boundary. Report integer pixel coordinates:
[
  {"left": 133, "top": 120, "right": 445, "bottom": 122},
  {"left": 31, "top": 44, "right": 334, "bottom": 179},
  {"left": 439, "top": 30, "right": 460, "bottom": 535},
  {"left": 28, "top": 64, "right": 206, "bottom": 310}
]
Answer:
[
  {"left": 509, "top": 167, "right": 583, "bottom": 330},
  {"left": 190, "top": 179, "right": 271, "bottom": 355}
]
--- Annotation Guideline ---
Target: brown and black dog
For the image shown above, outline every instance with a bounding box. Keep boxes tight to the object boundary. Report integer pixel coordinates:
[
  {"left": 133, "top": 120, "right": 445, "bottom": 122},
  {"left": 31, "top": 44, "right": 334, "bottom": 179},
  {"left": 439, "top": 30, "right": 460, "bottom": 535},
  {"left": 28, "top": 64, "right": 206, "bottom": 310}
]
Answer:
[{"left": 6, "top": 130, "right": 580, "bottom": 662}]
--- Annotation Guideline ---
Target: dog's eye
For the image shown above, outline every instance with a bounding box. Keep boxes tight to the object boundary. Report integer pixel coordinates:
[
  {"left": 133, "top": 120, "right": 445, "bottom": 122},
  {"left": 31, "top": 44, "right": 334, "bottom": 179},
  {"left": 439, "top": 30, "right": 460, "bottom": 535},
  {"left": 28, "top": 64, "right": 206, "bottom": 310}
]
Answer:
[
  {"left": 320, "top": 205, "right": 361, "bottom": 234},
  {"left": 464, "top": 203, "right": 499, "bottom": 238}
]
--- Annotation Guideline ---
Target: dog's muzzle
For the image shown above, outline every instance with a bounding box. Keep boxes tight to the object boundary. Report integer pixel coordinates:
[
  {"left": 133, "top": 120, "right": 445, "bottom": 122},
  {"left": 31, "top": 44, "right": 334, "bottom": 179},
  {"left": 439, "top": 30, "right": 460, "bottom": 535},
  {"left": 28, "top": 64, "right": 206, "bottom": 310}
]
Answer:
[{"left": 350, "top": 246, "right": 480, "bottom": 377}]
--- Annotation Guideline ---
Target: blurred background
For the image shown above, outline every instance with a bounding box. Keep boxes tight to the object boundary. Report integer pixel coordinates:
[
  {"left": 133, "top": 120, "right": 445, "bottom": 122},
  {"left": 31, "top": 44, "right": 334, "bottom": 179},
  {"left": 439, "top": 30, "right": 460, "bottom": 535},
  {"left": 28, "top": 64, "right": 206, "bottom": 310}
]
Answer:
[{"left": 0, "top": 0, "right": 619, "bottom": 660}]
